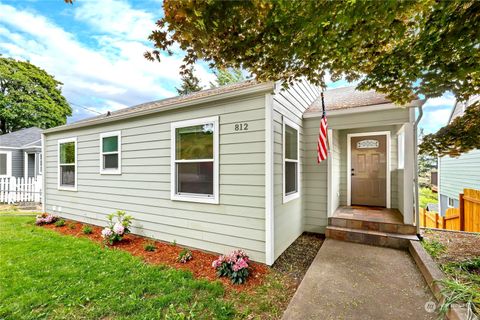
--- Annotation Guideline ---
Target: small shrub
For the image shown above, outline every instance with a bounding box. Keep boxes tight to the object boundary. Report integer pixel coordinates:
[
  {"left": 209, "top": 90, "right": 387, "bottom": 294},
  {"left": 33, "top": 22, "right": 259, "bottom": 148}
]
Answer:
[
  {"left": 172, "top": 240, "right": 177, "bottom": 246},
  {"left": 68, "top": 223, "right": 76, "bottom": 230},
  {"left": 212, "top": 249, "right": 250, "bottom": 284},
  {"left": 144, "top": 241, "right": 156, "bottom": 252},
  {"left": 422, "top": 238, "right": 446, "bottom": 258},
  {"left": 35, "top": 213, "right": 58, "bottom": 225},
  {"left": 101, "top": 210, "right": 133, "bottom": 245},
  {"left": 177, "top": 248, "right": 193, "bottom": 263},
  {"left": 82, "top": 225, "right": 93, "bottom": 235},
  {"left": 54, "top": 219, "right": 65, "bottom": 227}
]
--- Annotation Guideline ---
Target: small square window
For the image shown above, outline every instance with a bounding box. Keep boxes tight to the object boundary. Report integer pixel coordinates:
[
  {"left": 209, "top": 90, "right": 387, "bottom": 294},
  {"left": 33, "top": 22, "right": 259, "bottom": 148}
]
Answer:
[
  {"left": 448, "top": 197, "right": 455, "bottom": 208},
  {"left": 100, "top": 131, "right": 121, "bottom": 174}
]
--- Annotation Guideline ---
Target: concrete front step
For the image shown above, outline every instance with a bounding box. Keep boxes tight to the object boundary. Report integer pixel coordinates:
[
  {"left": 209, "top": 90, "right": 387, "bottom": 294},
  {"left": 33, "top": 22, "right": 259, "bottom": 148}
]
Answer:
[
  {"left": 325, "top": 226, "right": 419, "bottom": 250},
  {"left": 328, "top": 217, "right": 416, "bottom": 235}
]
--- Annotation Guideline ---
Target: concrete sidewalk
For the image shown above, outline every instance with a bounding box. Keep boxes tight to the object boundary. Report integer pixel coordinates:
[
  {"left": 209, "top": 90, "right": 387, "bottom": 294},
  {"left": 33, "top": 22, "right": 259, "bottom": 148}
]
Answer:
[{"left": 282, "top": 239, "right": 437, "bottom": 320}]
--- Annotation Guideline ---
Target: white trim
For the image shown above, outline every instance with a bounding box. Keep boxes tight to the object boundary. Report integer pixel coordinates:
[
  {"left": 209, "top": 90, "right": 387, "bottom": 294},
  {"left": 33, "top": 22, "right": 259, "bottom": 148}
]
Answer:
[
  {"left": 402, "top": 123, "right": 414, "bottom": 224},
  {"left": 347, "top": 131, "right": 391, "bottom": 208},
  {"left": 397, "top": 128, "right": 405, "bottom": 169},
  {"left": 44, "top": 82, "right": 275, "bottom": 134},
  {"left": 437, "top": 155, "right": 442, "bottom": 215},
  {"left": 282, "top": 117, "right": 300, "bottom": 203},
  {"left": 265, "top": 93, "right": 274, "bottom": 266},
  {"left": 170, "top": 116, "right": 219, "bottom": 204},
  {"left": 21, "top": 139, "right": 42, "bottom": 148},
  {"left": 99, "top": 131, "right": 122, "bottom": 175},
  {"left": 23, "top": 151, "right": 28, "bottom": 179},
  {"left": 57, "top": 137, "right": 77, "bottom": 191},
  {"left": 41, "top": 133, "right": 46, "bottom": 212},
  {"left": 303, "top": 100, "right": 425, "bottom": 119},
  {"left": 0, "top": 151, "right": 12, "bottom": 177},
  {"left": 327, "top": 129, "right": 333, "bottom": 216}
]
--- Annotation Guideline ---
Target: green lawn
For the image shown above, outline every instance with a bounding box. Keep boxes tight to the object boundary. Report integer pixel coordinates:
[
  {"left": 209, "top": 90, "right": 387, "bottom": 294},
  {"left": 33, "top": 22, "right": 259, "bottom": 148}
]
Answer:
[
  {"left": 0, "top": 216, "right": 234, "bottom": 319},
  {"left": 419, "top": 187, "right": 438, "bottom": 209}
]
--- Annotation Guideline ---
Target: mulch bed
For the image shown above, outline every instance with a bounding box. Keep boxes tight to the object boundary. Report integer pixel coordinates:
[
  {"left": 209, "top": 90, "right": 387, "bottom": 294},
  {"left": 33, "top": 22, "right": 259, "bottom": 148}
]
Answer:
[
  {"left": 41, "top": 220, "right": 269, "bottom": 292},
  {"left": 421, "top": 229, "right": 480, "bottom": 264},
  {"left": 272, "top": 232, "right": 325, "bottom": 286}
]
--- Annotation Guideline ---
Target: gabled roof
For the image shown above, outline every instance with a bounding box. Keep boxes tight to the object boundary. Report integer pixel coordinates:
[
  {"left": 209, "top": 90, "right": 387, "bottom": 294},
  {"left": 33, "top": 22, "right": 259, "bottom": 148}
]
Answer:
[
  {"left": 305, "top": 86, "right": 393, "bottom": 114},
  {"left": 44, "top": 81, "right": 275, "bottom": 134},
  {"left": 0, "top": 127, "right": 42, "bottom": 148}
]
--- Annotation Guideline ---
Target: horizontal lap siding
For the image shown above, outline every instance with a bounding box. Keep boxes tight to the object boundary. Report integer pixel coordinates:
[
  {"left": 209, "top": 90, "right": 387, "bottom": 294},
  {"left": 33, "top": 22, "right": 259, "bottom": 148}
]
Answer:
[
  {"left": 44, "top": 94, "right": 267, "bottom": 262},
  {"left": 439, "top": 149, "right": 480, "bottom": 203},
  {"left": 273, "top": 81, "right": 320, "bottom": 260},
  {"left": 303, "top": 119, "right": 328, "bottom": 233}
]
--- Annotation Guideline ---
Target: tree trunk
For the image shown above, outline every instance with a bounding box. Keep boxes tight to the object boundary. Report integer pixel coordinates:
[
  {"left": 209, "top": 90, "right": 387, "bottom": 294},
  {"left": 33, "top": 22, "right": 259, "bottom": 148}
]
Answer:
[{"left": 0, "top": 119, "right": 6, "bottom": 134}]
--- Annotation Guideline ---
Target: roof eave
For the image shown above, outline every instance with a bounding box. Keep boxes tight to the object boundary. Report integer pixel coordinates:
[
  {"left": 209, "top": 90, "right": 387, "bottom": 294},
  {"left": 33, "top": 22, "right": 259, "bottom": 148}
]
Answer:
[
  {"left": 303, "top": 99, "right": 426, "bottom": 119},
  {"left": 44, "top": 82, "right": 275, "bottom": 134}
]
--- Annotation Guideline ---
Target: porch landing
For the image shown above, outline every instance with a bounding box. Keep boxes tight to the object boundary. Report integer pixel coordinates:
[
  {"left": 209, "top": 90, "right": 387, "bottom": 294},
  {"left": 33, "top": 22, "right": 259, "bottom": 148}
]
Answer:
[{"left": 326, "top": 206, "right": 418, "bottom": 249}]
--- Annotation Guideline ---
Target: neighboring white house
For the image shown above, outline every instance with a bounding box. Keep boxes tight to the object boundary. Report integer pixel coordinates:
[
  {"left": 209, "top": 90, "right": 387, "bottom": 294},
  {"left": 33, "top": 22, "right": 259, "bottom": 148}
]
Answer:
[
  {"left": 438, "top": 95, "right": 480, "bottom": 216},
  {"left": 0, "top": 127, "right": 43, "bottom": 179},
  {"left": 42, "top": 81, "right": 424, "bottom": 265}
]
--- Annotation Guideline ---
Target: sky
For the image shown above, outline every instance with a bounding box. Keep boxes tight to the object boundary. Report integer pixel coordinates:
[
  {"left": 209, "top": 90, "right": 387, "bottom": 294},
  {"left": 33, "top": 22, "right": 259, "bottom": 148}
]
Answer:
[{"left": 0, "top": 0, "right": 455, "bottom": 134}]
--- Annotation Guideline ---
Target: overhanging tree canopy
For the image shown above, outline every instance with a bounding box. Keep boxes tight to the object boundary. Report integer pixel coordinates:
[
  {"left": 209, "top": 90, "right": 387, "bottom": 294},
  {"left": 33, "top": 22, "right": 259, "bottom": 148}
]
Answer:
[
  {"left": 0, "top": 57, "right": 71, "bottom": 134},
  {"left": 146, "top": 0, "right": 479, "bottom": 105}
]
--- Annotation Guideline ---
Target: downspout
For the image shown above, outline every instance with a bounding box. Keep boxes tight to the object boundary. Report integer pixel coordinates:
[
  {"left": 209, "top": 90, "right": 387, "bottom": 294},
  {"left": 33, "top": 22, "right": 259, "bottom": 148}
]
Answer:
[{"left": 413, "top": 105, "right": 424, "bottom": 237}]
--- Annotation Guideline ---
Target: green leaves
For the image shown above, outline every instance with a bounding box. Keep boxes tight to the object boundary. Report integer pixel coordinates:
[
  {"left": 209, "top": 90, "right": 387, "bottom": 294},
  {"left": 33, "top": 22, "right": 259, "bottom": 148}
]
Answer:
[
  {"left": 0, "top": 57, "right": 71, "bottom": 134},
  {"left": 147, "top": 0, "right": 479, "bottom": 104}
]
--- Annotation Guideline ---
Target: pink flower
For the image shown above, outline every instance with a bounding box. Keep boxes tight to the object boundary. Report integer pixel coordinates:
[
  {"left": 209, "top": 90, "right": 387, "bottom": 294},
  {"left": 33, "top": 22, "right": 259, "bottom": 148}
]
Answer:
[
  {"left": 212, "top": 256, "right": 225, "bottom": 268},
  {"left": 101, "top": 227, "right": 113, "bottom": 238},
  {"left": 113, "top": 223, "right": 124, "bottom": 235},
  {"left": 233, "top": 258, "right": 249, "bottom": 271}
]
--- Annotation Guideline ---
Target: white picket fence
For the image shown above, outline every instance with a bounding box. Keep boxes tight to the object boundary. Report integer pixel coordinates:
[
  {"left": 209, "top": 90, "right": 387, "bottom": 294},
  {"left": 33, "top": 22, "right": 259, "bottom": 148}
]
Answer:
[{"left": 0, "top": 176, "right": 42, "bottom": 204}]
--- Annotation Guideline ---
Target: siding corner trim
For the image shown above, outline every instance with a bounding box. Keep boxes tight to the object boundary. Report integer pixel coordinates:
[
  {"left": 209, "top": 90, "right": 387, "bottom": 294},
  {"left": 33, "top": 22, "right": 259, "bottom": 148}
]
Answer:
[{"left": 265, "top": 93, "right": 275, "bottom": 265}]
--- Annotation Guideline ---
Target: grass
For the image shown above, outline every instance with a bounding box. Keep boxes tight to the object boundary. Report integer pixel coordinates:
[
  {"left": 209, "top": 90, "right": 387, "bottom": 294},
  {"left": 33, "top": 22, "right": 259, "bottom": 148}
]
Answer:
[
  {"left": 421, "top": 238, "right": 446, "bottom": 258},
  {"left": 439, "top": 258, "right": 480, "bottom": 316},
  {"left": 0, "top": 216, "right": 235, "bottom": 319},
  {"left": 419, "top": 187, "right": 438, "bottom": 209}
]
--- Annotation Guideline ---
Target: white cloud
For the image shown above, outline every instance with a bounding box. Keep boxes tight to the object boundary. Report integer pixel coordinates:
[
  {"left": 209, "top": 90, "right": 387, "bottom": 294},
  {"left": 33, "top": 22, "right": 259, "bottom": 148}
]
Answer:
[
  {"left": 419, "top": 93, "right": 456, "bottom": 134},
  {"left": 423, "top": 93, "right": 456, "bottom": 108},
  {"left": 0, "top": 1, "right": 214, "bottom": 122}
]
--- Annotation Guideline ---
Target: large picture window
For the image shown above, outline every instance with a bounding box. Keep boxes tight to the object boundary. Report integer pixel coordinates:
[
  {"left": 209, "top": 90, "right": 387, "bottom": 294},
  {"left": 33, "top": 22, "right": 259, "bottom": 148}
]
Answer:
[
  {"left": 171, "top": 116, "right": 219, "bottom": 204},
  {"left": 100, "top": 131, "right": 121, "bottom": 174},
  {"left": 58, "top": 138, "right": 77, "bottom": 190},
  {"left": 283, "top": 118, "right": 300, "bottom": 203}
]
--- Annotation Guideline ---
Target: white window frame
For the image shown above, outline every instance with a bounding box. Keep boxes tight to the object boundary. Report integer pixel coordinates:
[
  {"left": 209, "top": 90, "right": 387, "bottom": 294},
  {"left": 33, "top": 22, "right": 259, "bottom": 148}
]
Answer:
[
  {"left": 283, "top": 117, "right": 300, "bottom": 203},
  {"left": 38, "top": 152, "right": 42, "bottom": 175},
  {"left": 447, "top": 197, "right": 455, "bottom": 208},
  {"left": 397, "top": 129, "right": 405, "bottom": 169},
  {"left": 57, "top": 137, "right": 77, "bottom": 191},
  {"left": 0, "top": 151, "right": 12, "bottom": 177},
  {"left": 99, "top": 131, "right": 122, "bottom": 175},
  {"left": 170, "top": 116, "right": 219, "bottom": 204}
]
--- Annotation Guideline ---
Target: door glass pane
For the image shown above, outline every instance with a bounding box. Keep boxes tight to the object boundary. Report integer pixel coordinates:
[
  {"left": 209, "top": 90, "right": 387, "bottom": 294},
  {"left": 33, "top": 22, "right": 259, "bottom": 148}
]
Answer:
[
  {"left": 285, "top": 125, "right": 298, "bottom": 160},
  {"left": 0, "top": 154, "right": 6, "bottom": 175},
  {"left": 60, "top": 165, "right": 75, "bottom": 186},
  {"left": 103, "top": 154, "right": 118, "bottom": 169},
  {"left": 102, "top": 136, "right": 118, "bottom": 153},
  {"left": 176, "top": 123, "right": 214, "bottom": 160},
  {"left": 285, "top": 161, "right": 297, "bottom": 194},
  {"left": 60, "top": 142, "right": 75, "bottom": 164},
  {"left": 177, "top": 162, "right": 213, "bottom": 195}
]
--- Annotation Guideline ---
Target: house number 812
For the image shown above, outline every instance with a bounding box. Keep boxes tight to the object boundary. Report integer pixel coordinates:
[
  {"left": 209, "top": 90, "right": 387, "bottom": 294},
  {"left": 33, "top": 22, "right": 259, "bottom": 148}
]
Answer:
[{"left": 234, "top": 123, "right": 249, "bottom": 131}]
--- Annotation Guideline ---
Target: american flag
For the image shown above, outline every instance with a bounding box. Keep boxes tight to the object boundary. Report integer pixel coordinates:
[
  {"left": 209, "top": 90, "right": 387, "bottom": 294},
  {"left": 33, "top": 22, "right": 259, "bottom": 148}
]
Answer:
[{"left": 317, "top": 114, "right": 328, "bottom": 163}]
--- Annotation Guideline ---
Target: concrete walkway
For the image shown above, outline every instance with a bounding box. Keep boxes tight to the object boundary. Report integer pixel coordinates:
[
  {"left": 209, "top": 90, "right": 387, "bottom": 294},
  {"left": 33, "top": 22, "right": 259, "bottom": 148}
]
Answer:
[{"left": 282, "top": 239, "right": 438, "bottom": 320}]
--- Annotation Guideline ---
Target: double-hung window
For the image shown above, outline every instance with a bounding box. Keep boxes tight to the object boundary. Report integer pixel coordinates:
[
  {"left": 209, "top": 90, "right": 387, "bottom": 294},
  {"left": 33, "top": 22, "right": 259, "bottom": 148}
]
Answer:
[
  {"left": 100, "top": 131, "right": 121, "bottom": 174},
  {"left": 58, "top": 138, "right": 77, "bottom": 190},
  {"left": 283, "top": 118, "right": 300, "bottom": 203},
  {"left": 171, "top": 116, "right": 219, "bottom": 204}
]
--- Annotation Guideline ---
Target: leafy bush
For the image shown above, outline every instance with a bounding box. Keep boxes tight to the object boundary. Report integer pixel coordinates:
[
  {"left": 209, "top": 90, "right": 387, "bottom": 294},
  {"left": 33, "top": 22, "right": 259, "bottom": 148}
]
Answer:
[
  {"left": 177, "top": 248, "right": 193, "bottom": 263},
  {"left": 144, "top": 241, "right": 156, "bottom": 252},
  {"left": 212, "top": 249, "right": 250, "bottom": 284},
  {"left": 101, "top": 211, "right": 133, "bottom": 245},
  {"left": 68, "top": 223, "right": 76, "bottom": 230},
  {"left": 35, "top": 213, "right": 58, "bottom": 225},
  {"left": 82, "top": 225, "right": 93, "bottom": 235},
  {"left": 54, "top": 219, "right": 65, "bottom": 227}
]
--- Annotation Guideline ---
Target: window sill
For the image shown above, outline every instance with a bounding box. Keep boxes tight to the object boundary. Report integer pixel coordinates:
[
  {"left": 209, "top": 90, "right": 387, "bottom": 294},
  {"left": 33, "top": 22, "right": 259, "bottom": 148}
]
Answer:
[
  {"left": 171, "top": 194, "right": 219, "bottom": 204},
  {"left": 100, "top": 170, "right": 122, "bottom": 175},
  {"left": 283, "top": 192, "right": 300, "bottom": 204},
  {"left": 58, "top": 186, "right": 77, "bottom": 192}
]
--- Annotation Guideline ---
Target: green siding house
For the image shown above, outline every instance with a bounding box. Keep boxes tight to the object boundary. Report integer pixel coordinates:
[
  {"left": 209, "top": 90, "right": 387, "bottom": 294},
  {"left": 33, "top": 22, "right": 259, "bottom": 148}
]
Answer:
[
  {"left": 438, "top": 95, "right": 480, "bottom": 216},
  {"left": 42, "top": 81, "right": 423, "bottom": 265}
]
